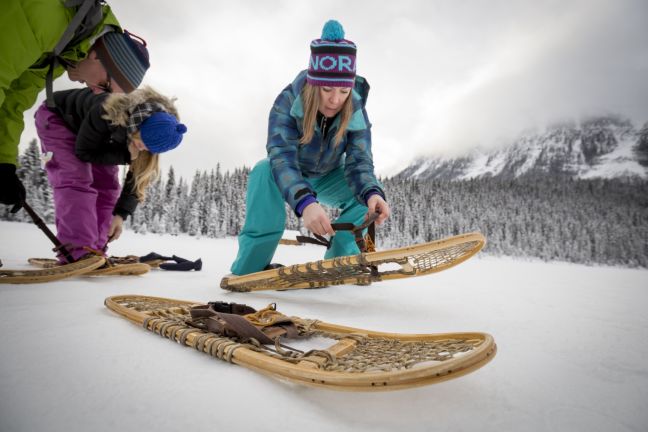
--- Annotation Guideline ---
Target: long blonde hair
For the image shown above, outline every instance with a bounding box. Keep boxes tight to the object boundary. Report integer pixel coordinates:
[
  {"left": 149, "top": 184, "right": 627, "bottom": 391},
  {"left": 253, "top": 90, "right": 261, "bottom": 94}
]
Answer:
[
  {"left": 300, "top": 83, "right": 353, "bottom": 146},
  {"left": 129, "top": 150, "right": 160, "bottom": 201}
]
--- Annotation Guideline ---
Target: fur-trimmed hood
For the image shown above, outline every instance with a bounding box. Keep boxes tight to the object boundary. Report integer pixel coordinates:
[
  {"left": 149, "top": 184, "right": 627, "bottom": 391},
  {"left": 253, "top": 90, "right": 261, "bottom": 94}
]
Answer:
[{"left": 102, "top": 86, "right": 180, "bottom": 127}]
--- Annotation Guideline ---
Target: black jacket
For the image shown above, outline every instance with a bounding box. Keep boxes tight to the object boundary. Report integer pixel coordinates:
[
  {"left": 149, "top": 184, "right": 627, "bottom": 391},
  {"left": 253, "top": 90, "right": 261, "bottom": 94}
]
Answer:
[{"left": 52, "top": 88, "right": 138, "bottom": 219}]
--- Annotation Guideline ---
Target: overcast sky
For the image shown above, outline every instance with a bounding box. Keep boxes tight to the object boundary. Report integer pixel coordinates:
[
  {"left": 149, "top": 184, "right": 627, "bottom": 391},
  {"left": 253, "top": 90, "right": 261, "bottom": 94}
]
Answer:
[{"left": 20, "top": 0, "right": 648, "bottom": 179}]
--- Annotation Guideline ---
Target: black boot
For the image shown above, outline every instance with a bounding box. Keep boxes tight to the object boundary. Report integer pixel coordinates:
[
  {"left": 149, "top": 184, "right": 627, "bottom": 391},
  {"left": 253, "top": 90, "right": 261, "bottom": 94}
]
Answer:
[
  {"left": 139, "top": 252, "right": 173, "bottom": 263},
  {"left": 160, "top": 258, "right": 202, "bottom": 271}
]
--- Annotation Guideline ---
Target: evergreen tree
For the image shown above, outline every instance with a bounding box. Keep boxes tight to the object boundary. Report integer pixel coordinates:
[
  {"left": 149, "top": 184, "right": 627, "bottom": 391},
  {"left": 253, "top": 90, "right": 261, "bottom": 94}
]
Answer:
[
  {"left": 5, "top": 142, "right": 647, "bottom": 268},
  {"left": 165, "top": 166, "right": 176, "bottom": 199}
]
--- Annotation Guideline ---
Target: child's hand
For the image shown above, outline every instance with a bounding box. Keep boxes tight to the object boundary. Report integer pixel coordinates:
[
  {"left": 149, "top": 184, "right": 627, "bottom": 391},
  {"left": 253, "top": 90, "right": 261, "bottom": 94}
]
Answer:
[{"left": 108, "top": 215, "right": 124, "bottom": 242}]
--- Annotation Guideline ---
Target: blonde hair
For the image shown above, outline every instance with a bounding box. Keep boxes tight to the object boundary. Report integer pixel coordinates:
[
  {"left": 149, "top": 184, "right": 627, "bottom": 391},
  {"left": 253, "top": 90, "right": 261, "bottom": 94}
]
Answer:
[
  {"left": 299, "top": 83, "right": 353, "bottom": 146},
  {"left": 129, "top": 150, "right": 160, "bottom": 201}
]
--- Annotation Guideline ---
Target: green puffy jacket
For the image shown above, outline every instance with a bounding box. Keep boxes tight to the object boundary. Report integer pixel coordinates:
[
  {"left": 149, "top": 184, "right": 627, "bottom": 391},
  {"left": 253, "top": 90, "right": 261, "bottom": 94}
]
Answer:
[{"left": 0, "top": 0, "right": 120, "bottom": 165}]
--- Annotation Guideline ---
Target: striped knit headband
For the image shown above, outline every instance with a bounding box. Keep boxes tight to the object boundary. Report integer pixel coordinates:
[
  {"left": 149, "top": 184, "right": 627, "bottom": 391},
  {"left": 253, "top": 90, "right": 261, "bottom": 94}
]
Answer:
[{"left": 94, "top": 30, "right": 150, "bottom": 93}]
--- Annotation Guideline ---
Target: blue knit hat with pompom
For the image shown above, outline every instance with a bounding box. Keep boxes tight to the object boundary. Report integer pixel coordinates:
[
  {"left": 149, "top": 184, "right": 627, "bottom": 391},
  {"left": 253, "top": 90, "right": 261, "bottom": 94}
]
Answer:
[
  {"left": 139, "top": 112, "right": 187, "bottom": 154},
  {"left": 307, "top": 20, "right": 357, "bottom": 88}
]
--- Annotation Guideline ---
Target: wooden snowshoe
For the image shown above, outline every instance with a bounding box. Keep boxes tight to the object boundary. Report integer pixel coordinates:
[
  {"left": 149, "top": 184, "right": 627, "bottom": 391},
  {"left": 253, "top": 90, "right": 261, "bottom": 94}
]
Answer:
[
  {"left": 105, "top": 295, "right": 496, "bottom": 391},
  {"left": 221, "top": 232, "right": 486, "bottom": 292},
  {"left": 29, "top": 255, "right": 162, "bottom": 267},
  {"left": 0, "top": 255, "right": 105, "bottom": 284},
  {"left": 86, "top": 261, "right": 150, "bottom": 276},
  {"left": 28, "top": 257, "right": 150, "bottom": 276}
]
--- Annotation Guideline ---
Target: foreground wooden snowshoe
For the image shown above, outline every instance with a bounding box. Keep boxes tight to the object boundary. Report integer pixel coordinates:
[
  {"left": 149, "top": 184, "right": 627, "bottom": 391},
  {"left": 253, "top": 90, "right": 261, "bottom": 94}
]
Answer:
[
  {"left": 28, "top": 257, "right": 150, "bottom": 276},
  {"left": 221, "top": 232, "right": 486, "bottom": 292},
  {"left": 0, "top": 255, "right": 105, "bottom": 284},
  {"left": 105, "top": 295, "right": 496, "bottom": 391}
]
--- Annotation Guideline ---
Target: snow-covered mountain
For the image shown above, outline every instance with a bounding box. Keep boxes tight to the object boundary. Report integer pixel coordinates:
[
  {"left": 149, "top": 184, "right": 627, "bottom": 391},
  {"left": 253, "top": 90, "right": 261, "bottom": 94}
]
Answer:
[{"left": 399, "top": 116, "right": 648, "bottom": 180}]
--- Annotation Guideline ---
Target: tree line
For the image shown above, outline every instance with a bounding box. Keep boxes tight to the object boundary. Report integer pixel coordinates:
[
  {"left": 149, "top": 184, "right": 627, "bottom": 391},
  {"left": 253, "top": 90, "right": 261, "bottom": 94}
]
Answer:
[{"left": 3, "top": 139, "right": 647, "bottom": 268}]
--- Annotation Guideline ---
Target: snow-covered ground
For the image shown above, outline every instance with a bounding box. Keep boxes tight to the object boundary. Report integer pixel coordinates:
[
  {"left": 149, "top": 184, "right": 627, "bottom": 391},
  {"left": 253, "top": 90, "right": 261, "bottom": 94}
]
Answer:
[{"left": 1, "top": 220, "right": 647, "bottom": 432}]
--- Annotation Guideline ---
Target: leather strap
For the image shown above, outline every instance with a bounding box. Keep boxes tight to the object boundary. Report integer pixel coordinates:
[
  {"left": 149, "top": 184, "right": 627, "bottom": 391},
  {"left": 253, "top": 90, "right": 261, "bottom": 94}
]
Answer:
[
  {"left": 188, "top": 303, "right": 298, "bottom": 344},
  {"left": 296, "top": 212, "right": 379, "bottom": 253},
  {"left": 204, "top": 311, "right": 275, "bottom": 345}
]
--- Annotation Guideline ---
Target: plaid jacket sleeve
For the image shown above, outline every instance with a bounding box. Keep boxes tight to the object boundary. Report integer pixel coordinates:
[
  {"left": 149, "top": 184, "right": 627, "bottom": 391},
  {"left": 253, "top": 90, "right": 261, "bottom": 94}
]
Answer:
[
  {"left": 266, "top": 87, "right": 314, "bottom": 211},
  {"left": 343, "top": 107, "right": 384, "bottom": 204}
]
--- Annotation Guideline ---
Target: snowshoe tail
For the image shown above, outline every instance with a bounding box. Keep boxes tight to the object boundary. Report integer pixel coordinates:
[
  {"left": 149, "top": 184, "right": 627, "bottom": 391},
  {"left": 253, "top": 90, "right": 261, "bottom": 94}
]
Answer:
[
  {"left": 28, "top": 256, "right": 150, "bottom": 276},
  {"left": 86, "top": 262, "right": 151, "bottom": 276},
  {"left": 1, "top": 256, "right": 106, "bottom": 284}
]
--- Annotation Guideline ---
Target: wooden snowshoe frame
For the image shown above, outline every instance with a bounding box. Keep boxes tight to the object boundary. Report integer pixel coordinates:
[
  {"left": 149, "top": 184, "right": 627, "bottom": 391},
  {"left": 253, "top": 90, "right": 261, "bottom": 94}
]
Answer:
[
  {"left": 86, "top": 262, "right": 150, "bottom": 276},
  {"left": 28, "top": 257, "right": 150, "bottom": 276},
  {"left": 278, "top": 238, "right": 303, "bottom": 246},
  {"left": 221, "top": 232, "right": 486, "bottom": 292},
  {"left": 0, "top": 256, "right": 105, "bottom": 284},
  {"left": 105, "top": 295, "right": 497, "bottom": 391}
]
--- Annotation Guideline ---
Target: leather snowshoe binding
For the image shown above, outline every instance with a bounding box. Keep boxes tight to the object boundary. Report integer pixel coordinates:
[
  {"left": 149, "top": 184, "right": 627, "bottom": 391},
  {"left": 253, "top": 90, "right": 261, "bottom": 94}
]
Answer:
[
  {"left": 187, "top": 302, "right": 299, "bottom": 346},
  {"left": 296, "top": 212, "right": 378, "bottom": 254}
]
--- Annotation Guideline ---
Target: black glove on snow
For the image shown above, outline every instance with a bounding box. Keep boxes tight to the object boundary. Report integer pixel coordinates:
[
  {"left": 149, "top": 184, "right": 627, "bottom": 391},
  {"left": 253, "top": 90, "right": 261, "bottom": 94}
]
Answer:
[{"left": 0, "top": 163, "right": 26, "bottom": 212}]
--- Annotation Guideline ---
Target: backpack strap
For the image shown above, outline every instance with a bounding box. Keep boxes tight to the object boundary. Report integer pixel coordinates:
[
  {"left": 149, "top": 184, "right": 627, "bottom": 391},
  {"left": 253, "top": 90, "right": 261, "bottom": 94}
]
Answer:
[{"left": 45, "top": 0, "right": 105, "bottom": 108}]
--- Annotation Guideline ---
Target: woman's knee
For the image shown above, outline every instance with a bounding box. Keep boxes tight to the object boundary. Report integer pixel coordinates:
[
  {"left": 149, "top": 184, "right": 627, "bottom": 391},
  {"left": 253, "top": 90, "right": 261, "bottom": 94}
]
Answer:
[
  {"left": 248, "top": 159, "right": 281, "bottom": 197},
  {"left": 250, "top": 158, "right": 272, "bottom": 179}
]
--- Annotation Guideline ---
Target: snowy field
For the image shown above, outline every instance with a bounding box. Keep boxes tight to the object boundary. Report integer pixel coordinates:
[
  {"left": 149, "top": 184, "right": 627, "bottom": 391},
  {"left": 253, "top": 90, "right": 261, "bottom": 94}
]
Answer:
[{"left": 0, "top": 220, "right": 647, "bottom": 432}]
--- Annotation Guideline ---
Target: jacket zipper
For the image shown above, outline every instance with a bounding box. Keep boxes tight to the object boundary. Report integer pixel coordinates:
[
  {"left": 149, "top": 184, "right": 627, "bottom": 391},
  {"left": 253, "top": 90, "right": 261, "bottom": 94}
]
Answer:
[{"left": 316, "top": 115, "right": 328, "bottom": 170}]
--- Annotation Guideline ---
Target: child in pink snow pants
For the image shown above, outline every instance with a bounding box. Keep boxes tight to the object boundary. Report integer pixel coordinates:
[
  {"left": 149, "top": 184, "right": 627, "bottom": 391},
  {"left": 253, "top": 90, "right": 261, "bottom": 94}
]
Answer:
[
  {"left": 34, "top": 86, "right": 187, "bottom": 263},
  {"left": 36, "top": 106, "right": 121, "bottom": 259}
]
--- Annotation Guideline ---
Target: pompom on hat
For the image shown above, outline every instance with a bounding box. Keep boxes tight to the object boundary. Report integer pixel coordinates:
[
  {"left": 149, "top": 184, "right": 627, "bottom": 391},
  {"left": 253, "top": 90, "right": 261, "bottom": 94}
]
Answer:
[
  {"left": 93, "top": 30, "right": 150, "bottom": 93},
  {"left": 139, "top": 112, "right": 187, "bottom": 154},
  {"left": 307, "top": 20, "right": 357, "bottom": 88}
]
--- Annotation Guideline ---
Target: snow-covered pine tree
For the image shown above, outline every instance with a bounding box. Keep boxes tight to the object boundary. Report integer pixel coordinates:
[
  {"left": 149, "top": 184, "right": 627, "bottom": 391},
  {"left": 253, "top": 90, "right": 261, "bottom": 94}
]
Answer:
[
  {"left": 186, "top": 172, "right": 202, "bottom": 236},
  {"left": 176, "top": 177, "right": 190, "bottom": 232},
  {"left": 163, "top": 167, "right": 179, "bottom": 235},
  {"left": 198, "top": 171, "right": 210, "bottom": 235},
  {"left": 8, "top": 139, "right": 54, "bottom": 223},
  {"left": 165, "top": 166, "right": 176, "bottom": 199}
]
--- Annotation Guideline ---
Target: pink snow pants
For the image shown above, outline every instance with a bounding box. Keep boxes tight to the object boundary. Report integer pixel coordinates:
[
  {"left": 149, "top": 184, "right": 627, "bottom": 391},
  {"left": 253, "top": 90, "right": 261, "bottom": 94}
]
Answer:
[{"left": 35, "top": 103, "right": 121, "bottom": 262}]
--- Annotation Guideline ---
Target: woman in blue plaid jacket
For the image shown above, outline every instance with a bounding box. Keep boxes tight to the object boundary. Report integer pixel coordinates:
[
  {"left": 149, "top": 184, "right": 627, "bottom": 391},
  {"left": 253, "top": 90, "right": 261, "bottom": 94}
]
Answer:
[{"left": 230, "top": 20, "right": 390, "bottom": 276}]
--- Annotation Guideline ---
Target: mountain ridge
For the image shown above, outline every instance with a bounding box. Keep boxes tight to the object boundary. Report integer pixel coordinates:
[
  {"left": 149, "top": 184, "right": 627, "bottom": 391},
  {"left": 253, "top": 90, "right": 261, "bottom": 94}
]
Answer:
[{"left": 397, "top": 116, "right": 648, "bottom": 180}]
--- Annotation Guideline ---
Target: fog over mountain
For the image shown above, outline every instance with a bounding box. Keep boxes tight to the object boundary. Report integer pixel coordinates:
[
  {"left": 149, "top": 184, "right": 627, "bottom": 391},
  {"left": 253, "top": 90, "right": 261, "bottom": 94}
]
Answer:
[{"left": 398, "top": 116, "right": 648, "bottom": 180}]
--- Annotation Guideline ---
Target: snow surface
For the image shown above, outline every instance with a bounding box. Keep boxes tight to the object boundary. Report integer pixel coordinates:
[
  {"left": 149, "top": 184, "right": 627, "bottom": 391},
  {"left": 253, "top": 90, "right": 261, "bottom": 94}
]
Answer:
[{"left": 1, "top": 220, "right": 647, "bottom": 432}]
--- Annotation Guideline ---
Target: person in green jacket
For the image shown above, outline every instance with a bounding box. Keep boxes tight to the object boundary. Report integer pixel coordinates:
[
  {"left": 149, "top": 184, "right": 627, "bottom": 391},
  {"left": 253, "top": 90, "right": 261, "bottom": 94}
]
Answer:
[{"left": 0, "top": 0, "right": 150, "bottom": 212}]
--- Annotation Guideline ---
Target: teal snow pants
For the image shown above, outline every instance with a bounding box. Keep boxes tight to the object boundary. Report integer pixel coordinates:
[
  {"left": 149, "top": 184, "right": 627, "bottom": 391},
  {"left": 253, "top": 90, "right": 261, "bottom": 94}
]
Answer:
[{"left": 230, "top": 158, "right": 368, "bottom": 275}]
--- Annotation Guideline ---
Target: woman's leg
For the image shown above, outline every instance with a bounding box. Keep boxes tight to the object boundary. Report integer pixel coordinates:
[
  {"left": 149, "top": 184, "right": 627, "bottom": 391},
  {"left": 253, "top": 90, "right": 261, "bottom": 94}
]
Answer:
[
  {"left": 230, "top": 159, "right": 286, "bottom": 275},
  {"left": 91, "top": 164, "right": 121, "bottom": 251},
  {"left": 35, "top": 103, "right": 98, "bottom": 262},
  {"left": 309, "top": 166, "right": 368, "bottom": 259}
]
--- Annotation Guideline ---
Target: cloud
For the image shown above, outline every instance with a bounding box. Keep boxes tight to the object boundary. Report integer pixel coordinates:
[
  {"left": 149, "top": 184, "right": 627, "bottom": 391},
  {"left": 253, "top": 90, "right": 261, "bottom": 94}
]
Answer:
[{"left": 17, "top": 0, "right": 648, "bottom": 179}]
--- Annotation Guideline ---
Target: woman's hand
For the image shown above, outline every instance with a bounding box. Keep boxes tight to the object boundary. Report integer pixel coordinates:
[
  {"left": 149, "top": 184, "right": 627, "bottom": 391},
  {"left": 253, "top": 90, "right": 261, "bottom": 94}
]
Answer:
[
  {"left": 302, "top": 202, "right": 335, "bottom": 236},
  {"left": 367, "top": 195, "right": 390, "bottom": 225},
  {"left": 108, "top": 215, "right": 124, "bottom": 242}
]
